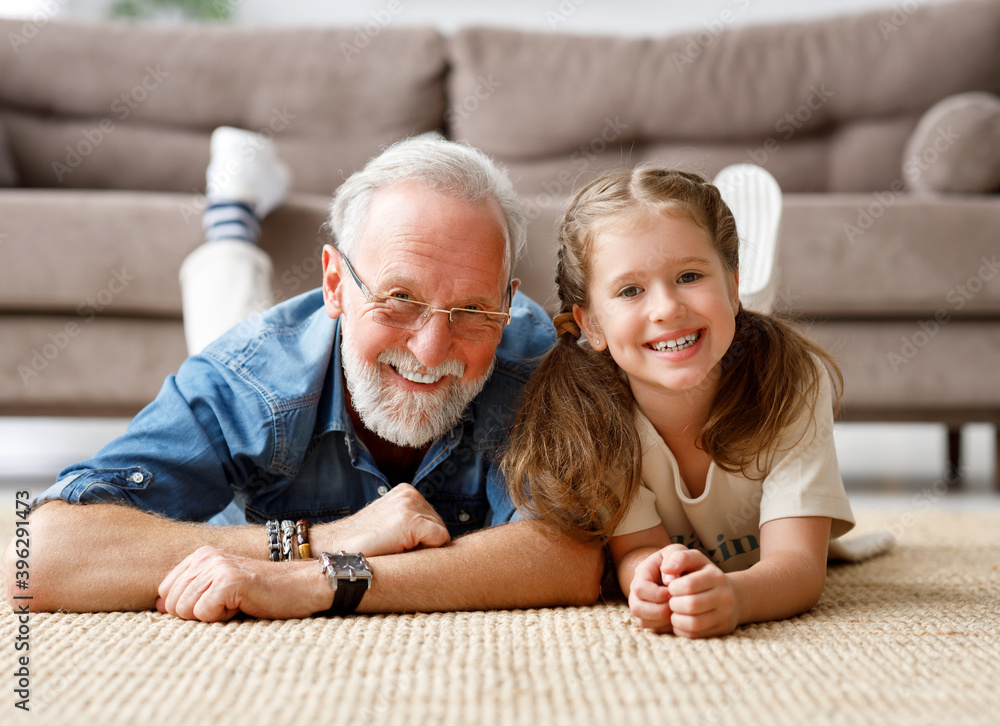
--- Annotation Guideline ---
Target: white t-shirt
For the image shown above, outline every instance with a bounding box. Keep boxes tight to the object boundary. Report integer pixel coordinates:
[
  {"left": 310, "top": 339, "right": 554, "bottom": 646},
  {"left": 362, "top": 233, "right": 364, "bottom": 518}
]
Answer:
[{"left": 613, "top": 366, "right": 855, "bottom": 572}]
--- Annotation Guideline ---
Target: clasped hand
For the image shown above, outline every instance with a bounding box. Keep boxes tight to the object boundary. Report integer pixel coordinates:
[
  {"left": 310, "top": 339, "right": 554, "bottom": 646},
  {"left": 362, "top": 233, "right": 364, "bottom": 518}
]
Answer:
[{"left": 628, "top": 544, "right": 739, "bottom": 639}]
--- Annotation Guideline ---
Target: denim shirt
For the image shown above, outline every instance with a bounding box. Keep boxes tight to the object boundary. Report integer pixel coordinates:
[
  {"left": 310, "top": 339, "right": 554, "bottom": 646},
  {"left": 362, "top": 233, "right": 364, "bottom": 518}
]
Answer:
[{"left": 35, "top": 288, "right": 555, "bottom": 537}]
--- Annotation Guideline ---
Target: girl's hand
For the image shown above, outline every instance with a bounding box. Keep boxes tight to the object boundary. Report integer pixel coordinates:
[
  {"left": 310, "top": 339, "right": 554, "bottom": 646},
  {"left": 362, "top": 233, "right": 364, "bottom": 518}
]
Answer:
[
  {"left": 661, "top": 548, "right": 739, "bottom": 639},
  {"left": 627, "top": 543, "right": 689, "bottom": 633}
]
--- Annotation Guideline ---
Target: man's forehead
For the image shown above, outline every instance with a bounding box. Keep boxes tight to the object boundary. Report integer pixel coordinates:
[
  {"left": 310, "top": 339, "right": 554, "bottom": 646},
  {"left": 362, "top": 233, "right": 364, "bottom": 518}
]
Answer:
[{"left": 356, "top": 182, "right": 510, "bottom": 291}]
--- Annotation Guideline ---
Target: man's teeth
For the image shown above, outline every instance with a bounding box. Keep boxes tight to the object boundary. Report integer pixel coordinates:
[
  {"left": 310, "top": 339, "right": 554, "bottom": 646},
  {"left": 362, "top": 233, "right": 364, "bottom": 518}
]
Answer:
[
  {"left": 394, "top": 366, "right": 443, "bottom": 384},
  {"left": 650, "top": 332, "right": 701, "bottom": 352}
]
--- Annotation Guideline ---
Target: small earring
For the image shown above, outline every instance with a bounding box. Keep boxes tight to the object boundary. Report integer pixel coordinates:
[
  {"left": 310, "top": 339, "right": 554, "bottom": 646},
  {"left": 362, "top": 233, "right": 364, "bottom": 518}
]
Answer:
[{"left": 594, "top": 338, "right": 600, "bottom": 346}]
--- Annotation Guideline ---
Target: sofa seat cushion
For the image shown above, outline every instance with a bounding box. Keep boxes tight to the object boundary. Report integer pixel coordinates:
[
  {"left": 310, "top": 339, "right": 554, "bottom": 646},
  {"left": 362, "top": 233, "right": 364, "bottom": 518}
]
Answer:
[
  {"left": 801, "top": 320, "right": 1000, "bottom": 413},
  {"left": 0, "top": 190, "right": 331, "bottom": 317},
  {"left": 778, "top": 195, "right": 1000, "bottom": 318},
  {"left": 0, "top": 315, "right": 187, "bottom": 416}
]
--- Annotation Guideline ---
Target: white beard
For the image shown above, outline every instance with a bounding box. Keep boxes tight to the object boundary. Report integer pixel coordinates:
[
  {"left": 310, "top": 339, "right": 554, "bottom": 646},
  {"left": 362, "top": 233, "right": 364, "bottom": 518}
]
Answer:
[{"left": 340, "top": 321, "right": 495, "bottom": 449}]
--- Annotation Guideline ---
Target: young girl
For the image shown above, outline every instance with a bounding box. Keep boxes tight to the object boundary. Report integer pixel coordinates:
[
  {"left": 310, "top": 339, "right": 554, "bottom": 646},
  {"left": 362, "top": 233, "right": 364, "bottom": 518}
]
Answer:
[{"left": 503, "top": 168, "right": 856, "bottom": 639}]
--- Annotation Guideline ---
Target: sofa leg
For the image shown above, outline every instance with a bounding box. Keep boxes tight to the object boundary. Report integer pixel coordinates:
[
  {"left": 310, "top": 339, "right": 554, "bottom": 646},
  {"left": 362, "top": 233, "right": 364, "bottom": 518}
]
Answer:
[
  {"left": 946, "top": 426, "right": 962, "bottom": 489},
  {"left": 995, "top": 424, "right": 1000, "bottom": 492}
]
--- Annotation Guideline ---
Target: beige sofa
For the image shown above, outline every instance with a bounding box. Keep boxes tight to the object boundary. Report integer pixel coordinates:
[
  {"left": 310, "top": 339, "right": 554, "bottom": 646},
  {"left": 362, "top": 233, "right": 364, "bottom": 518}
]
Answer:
[{"left": 1, "top": 1, "right": 998, "bottom": 484}]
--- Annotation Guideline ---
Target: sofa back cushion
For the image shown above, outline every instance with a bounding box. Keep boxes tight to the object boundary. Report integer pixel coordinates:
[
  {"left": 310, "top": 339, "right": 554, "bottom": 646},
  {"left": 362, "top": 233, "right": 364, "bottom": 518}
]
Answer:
[
  {"left": 0, "top": 20, "right": 447, "bottom": 195},
  {"left": 449, "top": 0, "right": 1000, "bottom": 197}
]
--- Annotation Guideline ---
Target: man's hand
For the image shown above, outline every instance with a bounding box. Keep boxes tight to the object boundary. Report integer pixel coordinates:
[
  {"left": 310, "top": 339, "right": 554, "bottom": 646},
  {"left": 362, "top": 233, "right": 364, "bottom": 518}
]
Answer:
[
  {"left": 156, "top": 546, "right": 327, "bottom": 622},
  {"left": 311, "top": 482, "right": 450, "bottom": 556},
  {"left": 660, "top": 547, "right": 738, "bottom": 639}
]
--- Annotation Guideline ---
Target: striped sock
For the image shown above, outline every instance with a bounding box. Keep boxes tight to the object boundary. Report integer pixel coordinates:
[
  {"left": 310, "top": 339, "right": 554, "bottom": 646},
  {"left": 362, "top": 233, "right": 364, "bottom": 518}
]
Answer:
[{"left": 202, "top": 201, "right": 262, "bottom": 245}]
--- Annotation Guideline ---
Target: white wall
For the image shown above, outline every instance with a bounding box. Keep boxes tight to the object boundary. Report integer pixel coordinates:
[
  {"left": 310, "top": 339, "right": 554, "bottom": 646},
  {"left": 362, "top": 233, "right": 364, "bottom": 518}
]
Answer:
[{"left": 4, "top": 0, "right": 954, "bottom": 35}]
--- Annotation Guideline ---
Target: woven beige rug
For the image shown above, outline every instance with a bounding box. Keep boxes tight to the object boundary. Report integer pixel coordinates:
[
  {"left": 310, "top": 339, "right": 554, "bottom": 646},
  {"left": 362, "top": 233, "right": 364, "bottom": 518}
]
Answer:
[{"left": 2, "top": 507, "right": 998, "bottom": 726}]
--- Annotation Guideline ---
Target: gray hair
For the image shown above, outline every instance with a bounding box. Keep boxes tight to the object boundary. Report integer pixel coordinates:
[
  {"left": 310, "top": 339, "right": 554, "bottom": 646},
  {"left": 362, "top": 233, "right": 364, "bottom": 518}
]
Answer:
[{"left": 327, "top": 135, "right": 525, "bottom": 283}]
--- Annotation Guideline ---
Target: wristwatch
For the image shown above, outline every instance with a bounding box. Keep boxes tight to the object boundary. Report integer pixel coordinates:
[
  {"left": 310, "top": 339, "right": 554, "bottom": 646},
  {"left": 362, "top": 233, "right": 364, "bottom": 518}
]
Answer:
[{"left": 317, "top": 551, "right": 372, "bottom": 615}]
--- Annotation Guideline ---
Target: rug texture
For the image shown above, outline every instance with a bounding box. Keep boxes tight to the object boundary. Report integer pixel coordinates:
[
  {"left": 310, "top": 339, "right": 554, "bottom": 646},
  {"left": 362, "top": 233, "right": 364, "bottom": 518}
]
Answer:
[{"left": 1, "top": 508, "right": 998, "bottom": 726}]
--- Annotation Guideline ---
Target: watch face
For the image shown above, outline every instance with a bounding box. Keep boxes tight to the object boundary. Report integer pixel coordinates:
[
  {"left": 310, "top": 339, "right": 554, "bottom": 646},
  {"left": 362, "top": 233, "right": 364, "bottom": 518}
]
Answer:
[
  {"left": 328, "top": 553, "right": 371, "bottom": 578},
  {"left": 344, "top": 554, "right": 368, "bottom": 571}
]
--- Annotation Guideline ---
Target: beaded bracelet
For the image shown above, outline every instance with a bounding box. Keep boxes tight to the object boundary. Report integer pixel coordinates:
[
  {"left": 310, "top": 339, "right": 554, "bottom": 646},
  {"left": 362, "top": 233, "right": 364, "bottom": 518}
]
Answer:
[
  {"left": 296, "top": 519, "right": 312, "bottom": 560},
  {"left": 266, "top": 520, "right": 281, "bottom": 562},
  {"left": 281, "top": 520, "right": 296, "bottom": 561}
]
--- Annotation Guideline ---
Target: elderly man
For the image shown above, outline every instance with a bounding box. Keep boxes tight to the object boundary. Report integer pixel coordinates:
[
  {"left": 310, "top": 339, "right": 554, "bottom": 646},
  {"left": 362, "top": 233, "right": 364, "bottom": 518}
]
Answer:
[{"left": 2, "top": 136, "right": 603, "bottom": 620}]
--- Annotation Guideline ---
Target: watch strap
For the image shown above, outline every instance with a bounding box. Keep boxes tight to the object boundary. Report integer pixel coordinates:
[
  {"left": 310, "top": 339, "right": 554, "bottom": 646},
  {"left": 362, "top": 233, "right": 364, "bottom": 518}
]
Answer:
[
  {"left": 316, "top": 551, "right": 371, "bottom": 616},
  {"left": 330, "top": 578, "right": 368, "bottom": 614}
]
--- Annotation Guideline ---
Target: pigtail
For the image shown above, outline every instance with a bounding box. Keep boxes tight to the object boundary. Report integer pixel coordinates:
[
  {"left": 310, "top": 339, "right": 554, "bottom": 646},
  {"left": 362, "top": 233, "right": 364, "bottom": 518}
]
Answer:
[
  {"left": 502, "top": 204, "right": 645, "bottom": 542},
  {"left": 501, "top": 326, "right": 641, "bottom": 542},
  {"left": 702, "top": 306, "right": 843, "bottom": 476}
]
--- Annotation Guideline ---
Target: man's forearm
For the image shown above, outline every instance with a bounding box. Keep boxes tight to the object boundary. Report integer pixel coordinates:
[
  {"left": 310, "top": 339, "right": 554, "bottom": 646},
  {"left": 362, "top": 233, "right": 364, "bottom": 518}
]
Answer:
[
  {"left": 8, "top": 505, "right": 604, "bottom": 618},
  {"left": 2, "top": 500, "right": 267, "bottom": 613},
  {"left": 354, "top": 521, "right": 604, "bottom": 613}
]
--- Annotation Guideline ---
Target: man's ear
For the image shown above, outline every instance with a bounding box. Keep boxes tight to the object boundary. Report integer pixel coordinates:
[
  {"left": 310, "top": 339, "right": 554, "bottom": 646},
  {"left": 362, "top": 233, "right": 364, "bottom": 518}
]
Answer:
[
  {"left": 322, "top": 244, "right": 346, "bottom": 319},
  {"left": 572, "top": 304, "right": 605, "bottom": 351},
  {"left": 509, "top": 278, "right": 521, "bottom": 302}
]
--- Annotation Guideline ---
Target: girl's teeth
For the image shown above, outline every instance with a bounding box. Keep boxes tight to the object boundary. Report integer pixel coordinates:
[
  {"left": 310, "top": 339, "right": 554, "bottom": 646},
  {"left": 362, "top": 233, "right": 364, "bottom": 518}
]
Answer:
[{"left": 651, "top": 332, "right": 700, "bottom": 351}]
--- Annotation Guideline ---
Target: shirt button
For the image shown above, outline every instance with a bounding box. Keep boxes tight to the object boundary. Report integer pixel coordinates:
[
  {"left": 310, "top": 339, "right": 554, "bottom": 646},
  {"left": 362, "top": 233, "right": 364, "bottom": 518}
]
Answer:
[
  {"left": 377, "top": 485, "right": 389, "bottom": 497},
  {"left": 458, "top": 511, "right": 470, "bottom": 523},
  {"left": 129, "top": 472, "right": 144, "bottom": 484}
]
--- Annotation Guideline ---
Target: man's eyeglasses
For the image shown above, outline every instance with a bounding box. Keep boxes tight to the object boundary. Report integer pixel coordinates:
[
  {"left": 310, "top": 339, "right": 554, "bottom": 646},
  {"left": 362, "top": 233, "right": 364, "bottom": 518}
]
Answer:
[{"left": 340, "top": 253, "right": 512, "bottom": 342}]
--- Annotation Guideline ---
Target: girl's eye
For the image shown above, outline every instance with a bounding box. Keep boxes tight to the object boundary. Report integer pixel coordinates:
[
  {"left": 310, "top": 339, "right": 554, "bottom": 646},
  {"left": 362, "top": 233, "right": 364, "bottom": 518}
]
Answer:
[
  {"left": 618, "top": 285, "right": 642, "bottom": 299},
  {"left": 678, "top": 272, "right": 702, "bottom": 284}
]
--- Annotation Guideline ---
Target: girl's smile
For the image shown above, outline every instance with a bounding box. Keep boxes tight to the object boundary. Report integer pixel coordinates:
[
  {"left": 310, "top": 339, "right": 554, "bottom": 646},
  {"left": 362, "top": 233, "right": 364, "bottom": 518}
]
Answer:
[{"left": 644, "top": 328, "right": 703, "bottom": 356}]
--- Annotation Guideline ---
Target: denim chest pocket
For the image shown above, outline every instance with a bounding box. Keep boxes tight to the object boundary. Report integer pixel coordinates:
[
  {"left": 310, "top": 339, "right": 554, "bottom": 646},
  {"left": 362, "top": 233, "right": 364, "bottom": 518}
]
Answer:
[
  {"left": 432, "top": 494, "right": 490, "bottom": 536},
  {"left": 243, "top": 502, "right": 354, "bottom": 526}
]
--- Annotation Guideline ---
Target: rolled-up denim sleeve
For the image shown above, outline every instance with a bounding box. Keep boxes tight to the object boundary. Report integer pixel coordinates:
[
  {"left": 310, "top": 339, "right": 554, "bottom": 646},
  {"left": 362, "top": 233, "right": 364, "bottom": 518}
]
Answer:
[
  {"left": 34, "top": 355, "right": 275, "bottom": 523},
  {"left": 485, "top": 456, "right": 529, "bottom": 527}
]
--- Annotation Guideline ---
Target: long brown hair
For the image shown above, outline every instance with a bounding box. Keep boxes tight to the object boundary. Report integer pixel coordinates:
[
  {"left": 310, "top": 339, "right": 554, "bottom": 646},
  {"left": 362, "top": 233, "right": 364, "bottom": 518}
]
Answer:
[{"left": 501, "top": 167, "right": 842, "bottom": 541}]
